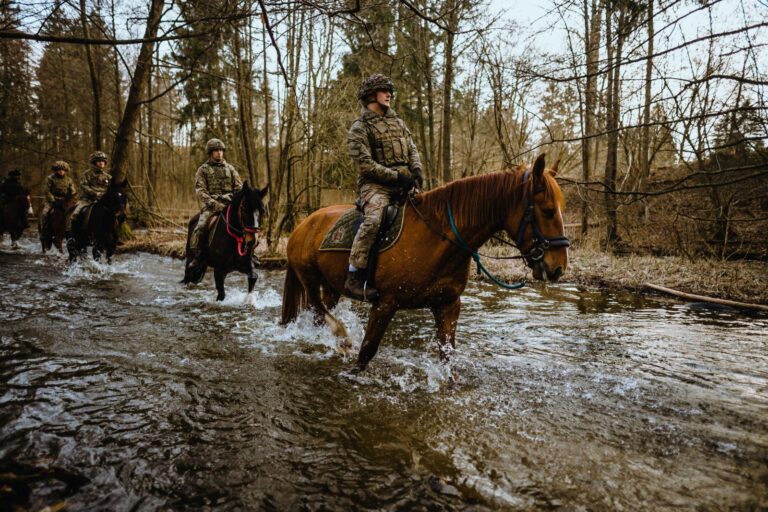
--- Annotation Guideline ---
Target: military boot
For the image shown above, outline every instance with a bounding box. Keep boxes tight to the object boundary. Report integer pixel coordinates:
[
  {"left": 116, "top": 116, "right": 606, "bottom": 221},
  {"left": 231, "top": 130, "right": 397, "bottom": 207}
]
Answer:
[{"left": 344, "top": 269, "right": 379, "bottom": 301}]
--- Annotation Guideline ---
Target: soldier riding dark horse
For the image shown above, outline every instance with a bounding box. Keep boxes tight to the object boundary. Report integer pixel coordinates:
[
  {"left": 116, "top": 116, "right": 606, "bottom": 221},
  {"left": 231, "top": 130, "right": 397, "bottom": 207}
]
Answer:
[
  {"left": 183, "top": 138, "right": 269, "bottom": 301},
  {"left": 66, "top": 151, "right": 126, "bottom": 263},
  {"left": 0, "top": 170, "right": 32, "bottom": 249},
  {"left": 182, "top": 181, "right": 268, "bottom": 301},
  {"left": 40, "top": 160, "right": 77, "bottom": 253}
]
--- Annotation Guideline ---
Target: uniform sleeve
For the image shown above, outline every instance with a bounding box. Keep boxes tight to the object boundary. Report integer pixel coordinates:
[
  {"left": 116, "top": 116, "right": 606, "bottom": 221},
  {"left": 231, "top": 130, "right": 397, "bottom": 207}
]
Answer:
[
  {"left": 45, "top": 176, "right": 55, "bottom": 204},
  {"left": 231, "top": 166, "right": 243, "bottom": 192},
  {"left": 80, "top": 170, "right": 97, "bottom": 200},
  {"left": 348, "top": 120, "right": 399, "bottom": 185},
  {"left": 404, "top": 123, "right": 422, "bottom": 172},
  {"left": 194, "top": 166, "right": 216, "bottom": 209}
]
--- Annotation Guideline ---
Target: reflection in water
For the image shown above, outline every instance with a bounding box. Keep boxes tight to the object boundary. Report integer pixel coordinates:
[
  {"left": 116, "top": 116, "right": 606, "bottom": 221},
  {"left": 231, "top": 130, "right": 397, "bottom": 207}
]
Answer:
[{"left": 1, "top": 237, "right": 767, "bottom": 510}]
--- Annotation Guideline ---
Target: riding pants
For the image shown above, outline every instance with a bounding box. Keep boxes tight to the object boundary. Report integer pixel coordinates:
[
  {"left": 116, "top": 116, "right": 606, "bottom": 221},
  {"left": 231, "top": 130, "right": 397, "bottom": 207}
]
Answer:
[
  {"left": 190, "top": 206, "right": 218, "bottom": 252},
  {"left": 349, "top": 183, "right": 400, "bottom": 270}
]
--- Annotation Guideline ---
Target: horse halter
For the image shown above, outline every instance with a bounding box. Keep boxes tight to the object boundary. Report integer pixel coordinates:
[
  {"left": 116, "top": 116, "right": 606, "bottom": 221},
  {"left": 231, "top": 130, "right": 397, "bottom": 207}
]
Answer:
[{"left": 515, "top": 171, "right": 570, "bottom": 268}]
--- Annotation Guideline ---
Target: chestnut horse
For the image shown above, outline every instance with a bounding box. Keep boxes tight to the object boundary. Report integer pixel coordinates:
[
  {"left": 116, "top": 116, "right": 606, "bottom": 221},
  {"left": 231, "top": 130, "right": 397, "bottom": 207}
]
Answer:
[{"left": 281, "top": 154, "right": 569, "bottom": 371}]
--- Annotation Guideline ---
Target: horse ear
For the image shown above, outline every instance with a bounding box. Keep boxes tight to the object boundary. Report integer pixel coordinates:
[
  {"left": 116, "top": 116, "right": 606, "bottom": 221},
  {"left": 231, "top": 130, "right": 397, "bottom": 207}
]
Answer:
[
  {"left": 551, "top": 159, "right": 560, "bottom": 176},
  {"left": 532, "top": 154, "right": 546, "bottom": 179},
  {"left": 260, "top": 183, "right": 270, "bottom": 196},
  {"left": 242, "top": 180, "right": 250, "bottom": 190}
]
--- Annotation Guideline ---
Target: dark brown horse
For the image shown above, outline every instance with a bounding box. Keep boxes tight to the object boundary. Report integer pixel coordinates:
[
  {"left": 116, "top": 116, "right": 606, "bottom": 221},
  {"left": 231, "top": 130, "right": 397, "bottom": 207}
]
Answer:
[
  {"left": 40, "top": 195, "right": 76, "bottom": 253},
  {"left": 182, "top": 182, "right": 268, "bottom": 301},
  {"left": 0, "top": 190, "right": 32, "bottom": 249},
  {"left": 68, "top": 180, "right": 127, "bottom": 263},
  {"left": 281, "top": 154, "right": 569, "bottom": 371}
]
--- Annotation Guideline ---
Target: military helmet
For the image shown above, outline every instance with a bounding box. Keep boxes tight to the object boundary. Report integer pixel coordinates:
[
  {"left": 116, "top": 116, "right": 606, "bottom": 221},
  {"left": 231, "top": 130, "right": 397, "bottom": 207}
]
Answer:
[
  {"left": 89, "top": 151, "right": 108, "bottom": 164},
  {"left": 52, "top": 160, "right": 71, "bottom": 172},
  {"left": 357, "top": 74, "right": 396, "bottom": 102},
  {"left": 206, "top": 138, "right": 226, "bottom": 154}
]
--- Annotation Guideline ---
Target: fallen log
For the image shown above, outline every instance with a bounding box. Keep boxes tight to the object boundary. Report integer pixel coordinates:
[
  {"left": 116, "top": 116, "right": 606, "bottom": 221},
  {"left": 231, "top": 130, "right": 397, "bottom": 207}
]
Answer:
[{"left": 644, "top": 283, "right": 768, "bottom": 312}]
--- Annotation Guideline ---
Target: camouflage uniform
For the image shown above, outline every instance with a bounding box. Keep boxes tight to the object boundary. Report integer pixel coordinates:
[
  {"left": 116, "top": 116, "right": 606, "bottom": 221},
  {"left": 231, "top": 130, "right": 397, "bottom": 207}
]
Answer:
[
  {"left": 348, "top": 106, "right": 422, "bottom": 269},
  {"left": 189, "top": 158, "right": 243, "bottom": 252},
  {"left": 41, "top": 163, "right": 76, "bottom": 221},
  {"left": 66, "top": 163, "right": 111, "bottom": 235}
]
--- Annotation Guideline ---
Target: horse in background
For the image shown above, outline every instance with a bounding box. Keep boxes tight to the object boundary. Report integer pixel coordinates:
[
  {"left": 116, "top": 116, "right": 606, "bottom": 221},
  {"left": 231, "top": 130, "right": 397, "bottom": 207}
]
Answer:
[
  {"left": 67, "top": 180, "right": 127, "bottom": 263},
  {"left": 281, "top": 154, "right": 569, "bottom": 371},
  {"left": 0, "top": 190, "right": 32, "bottom": 249},
  {"left": 182, "top": 182, "right": 268, "bottom": 301},
  {"left": 40, "top": 194, "right": 77, "bottom": 253}
]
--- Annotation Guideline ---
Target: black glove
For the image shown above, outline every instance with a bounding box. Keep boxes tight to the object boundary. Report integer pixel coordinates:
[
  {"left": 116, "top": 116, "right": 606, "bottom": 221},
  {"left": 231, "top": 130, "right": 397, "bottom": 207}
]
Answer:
[
  {"left": 397, "top": 172, "right": 415, "bottom": 191},
  {"left": 411, "top": 168, "right": 423, "bottom": 190}
]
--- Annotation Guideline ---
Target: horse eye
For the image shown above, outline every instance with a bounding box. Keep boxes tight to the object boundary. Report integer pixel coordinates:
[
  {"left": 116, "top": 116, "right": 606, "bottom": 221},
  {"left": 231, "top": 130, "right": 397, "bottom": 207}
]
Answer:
[{"left": 542, "top": 208, "right": 556, "bottom": 219}]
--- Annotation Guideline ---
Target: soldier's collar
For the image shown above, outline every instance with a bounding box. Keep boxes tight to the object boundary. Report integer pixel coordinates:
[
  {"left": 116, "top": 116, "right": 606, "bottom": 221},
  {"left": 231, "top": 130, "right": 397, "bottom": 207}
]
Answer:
[
  {"left": 207, "top": 158, "right": 226, "bottom": 166},
  {"left": 360, "top": 106, "right": 397, "bottom": 120}
]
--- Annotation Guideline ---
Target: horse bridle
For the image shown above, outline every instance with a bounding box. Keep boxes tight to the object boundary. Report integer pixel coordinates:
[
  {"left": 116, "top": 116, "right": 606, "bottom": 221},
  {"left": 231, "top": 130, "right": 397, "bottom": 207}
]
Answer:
[
  {"left": 516, "top": 171, "right": 571, "bottom": 269},
  {"left": 223, "top": 195, "right": 261, "bottom": 257}
]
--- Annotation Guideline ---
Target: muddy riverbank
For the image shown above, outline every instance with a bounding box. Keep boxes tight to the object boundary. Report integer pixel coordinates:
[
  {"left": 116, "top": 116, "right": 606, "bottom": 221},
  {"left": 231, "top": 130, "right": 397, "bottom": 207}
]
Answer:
[{"left": 120, "top": 229, "right": 768, "bottom": 306}]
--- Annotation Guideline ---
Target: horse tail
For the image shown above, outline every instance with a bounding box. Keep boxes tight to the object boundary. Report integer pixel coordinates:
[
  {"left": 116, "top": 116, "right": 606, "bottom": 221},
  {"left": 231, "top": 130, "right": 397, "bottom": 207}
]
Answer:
[{"left": 280, "top": 264, "right": 308, "bottom": 325}]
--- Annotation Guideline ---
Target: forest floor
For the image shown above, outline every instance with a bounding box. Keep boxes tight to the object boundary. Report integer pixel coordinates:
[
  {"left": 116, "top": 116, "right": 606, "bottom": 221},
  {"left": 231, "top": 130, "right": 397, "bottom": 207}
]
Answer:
[{"left": 120, "top": 228, "right": 768, "bottom": 307}]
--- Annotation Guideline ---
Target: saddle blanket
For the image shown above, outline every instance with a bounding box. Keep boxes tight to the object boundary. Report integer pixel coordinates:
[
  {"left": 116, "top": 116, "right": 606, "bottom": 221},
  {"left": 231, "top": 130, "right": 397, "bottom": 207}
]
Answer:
[{"left": 319, "top": 204, "right": 406, "bottom": 252}]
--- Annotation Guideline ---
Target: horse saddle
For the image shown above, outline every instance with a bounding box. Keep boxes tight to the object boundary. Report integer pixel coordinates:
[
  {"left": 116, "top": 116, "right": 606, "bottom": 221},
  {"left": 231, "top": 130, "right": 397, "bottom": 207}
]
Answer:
[{"left": 319, "top": 202, "right": 405, "bottom": 252}]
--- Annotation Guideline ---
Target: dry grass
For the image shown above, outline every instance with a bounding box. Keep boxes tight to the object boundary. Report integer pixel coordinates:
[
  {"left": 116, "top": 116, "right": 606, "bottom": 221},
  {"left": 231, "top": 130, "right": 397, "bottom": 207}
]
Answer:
[
  {"left": 120, "top": 228, "right": 768, "bottom": 306},
  {"left": 482, "top": 243, "right": 768, "bottom": 305}
]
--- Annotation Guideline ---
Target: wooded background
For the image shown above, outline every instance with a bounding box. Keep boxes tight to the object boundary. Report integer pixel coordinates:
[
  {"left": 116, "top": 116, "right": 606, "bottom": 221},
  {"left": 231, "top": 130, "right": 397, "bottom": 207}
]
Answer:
[{"left": 1, "top": 0, "right": 766, "bottom": 257}]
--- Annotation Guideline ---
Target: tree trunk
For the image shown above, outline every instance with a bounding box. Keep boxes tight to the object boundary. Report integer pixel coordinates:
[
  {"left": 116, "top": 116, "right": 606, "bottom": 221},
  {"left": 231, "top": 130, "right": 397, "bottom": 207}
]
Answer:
[
  {"left": 638, "top": 0, "right": 654, "bottom": 221},
  {"left": 233, "top": 24, "right": 256, "bottom": 186},
  {"left": 110, "top": 0, "right": 165, "bottom": 184},
  {"left": 79, "top": 0, "right": 102, "bottom": 150},
  {"left": 146, "top": 46, "right": 155, "bottom": 209},
  {"left": 581, "top": 0, "right": 601, "bottom": 237},
  {"left": 441, "top": 3, "right": 457, "bottom": 184}
]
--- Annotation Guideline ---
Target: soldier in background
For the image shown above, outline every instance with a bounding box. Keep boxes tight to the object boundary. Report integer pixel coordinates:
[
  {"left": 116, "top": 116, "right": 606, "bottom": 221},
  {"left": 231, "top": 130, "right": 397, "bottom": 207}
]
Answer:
[
  {"left": 345, "top": 74, "right": 423, "bottom": 301},
  {"left": 66, "top": 151, "right": 111, "bottom": 248},
  {"left": 0, "top": 169, "right": 25, "bottom": 204},
  {"left": 187, "top": 138, "right": 243, "bottom": 270},
  {"left": 40, "top": 161, "right": 76, "bottom": 234}
]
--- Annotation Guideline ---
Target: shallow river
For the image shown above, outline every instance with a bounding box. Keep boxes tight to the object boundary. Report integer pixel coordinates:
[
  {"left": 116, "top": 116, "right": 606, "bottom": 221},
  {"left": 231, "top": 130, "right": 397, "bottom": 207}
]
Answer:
[{"left": 1, "top": 236, "right": 767, "bottom": 511}]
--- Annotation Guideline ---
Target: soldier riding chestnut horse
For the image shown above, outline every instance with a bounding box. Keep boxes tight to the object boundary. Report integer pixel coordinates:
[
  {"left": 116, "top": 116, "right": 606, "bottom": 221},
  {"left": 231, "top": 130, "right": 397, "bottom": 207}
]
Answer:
[{"left": 281, "top": 154, "right": 569, "bottom": 372}]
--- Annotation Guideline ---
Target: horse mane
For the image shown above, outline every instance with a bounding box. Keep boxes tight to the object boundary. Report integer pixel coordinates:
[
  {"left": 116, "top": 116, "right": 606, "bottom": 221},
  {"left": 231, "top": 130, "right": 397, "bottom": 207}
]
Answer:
[{"left": 419, "top": 165, "right": 564, "bottom": 229}]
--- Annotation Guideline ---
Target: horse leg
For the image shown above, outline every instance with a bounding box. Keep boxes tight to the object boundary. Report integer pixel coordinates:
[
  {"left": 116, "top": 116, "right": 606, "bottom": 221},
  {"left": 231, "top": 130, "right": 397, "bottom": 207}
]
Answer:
[
  {"left": 246, "top": 261, "right": 258, "bottom": 295},
  {"left": 356, "top": 302, "right": 397, "bottom": 372},
  {"left": 431, "top": 298, "right": 461, "bottom": 361},
  {"left": 214, "top": 268, "right": 226, "bottom": 301},
  {"left": 321, "top": 285, "right": 340, "bottom": 311}
]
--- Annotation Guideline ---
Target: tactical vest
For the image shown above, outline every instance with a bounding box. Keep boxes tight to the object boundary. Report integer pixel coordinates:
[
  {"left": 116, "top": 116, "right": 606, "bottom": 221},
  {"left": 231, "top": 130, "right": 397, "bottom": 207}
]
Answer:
[
  {"left": 83, "top": 167, "right": 111, "bottom": 197},
  {"left": 48, "top": 174, "right": 74, "bottom": 198},
  {"left": 363, "top": 115, "right": 410, "bottom": 168},
  {"left": 200, "top": 161, "right": 235, "bottom": 196}
]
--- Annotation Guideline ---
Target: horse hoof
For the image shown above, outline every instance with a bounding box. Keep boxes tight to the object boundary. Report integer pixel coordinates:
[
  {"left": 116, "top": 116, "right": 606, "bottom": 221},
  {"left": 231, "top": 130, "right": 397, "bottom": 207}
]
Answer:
[{"left": 216, "top": 294, "right": 225, "bottom": 301}]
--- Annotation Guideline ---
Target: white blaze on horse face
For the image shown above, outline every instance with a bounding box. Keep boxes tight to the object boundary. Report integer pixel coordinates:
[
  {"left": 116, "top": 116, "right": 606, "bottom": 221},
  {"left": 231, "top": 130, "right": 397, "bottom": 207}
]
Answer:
[{"left": 253, "top": 211, "right": 260, "bottom": 229}]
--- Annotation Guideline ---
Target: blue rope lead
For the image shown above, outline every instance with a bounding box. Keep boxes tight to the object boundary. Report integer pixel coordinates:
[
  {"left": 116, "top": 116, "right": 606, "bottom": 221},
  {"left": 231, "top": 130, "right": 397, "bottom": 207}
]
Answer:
[{"left": 447, "top": 203, "right": 525, "bottom": 290}]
